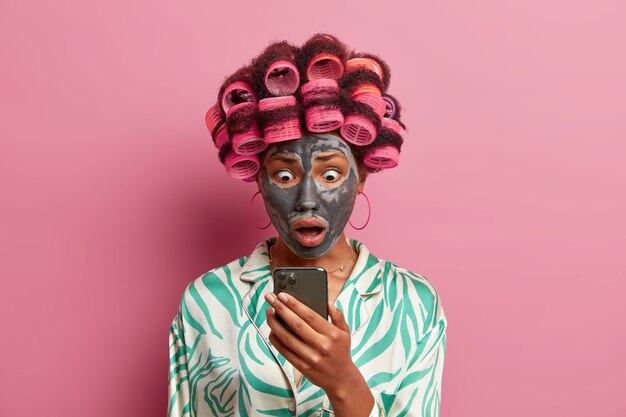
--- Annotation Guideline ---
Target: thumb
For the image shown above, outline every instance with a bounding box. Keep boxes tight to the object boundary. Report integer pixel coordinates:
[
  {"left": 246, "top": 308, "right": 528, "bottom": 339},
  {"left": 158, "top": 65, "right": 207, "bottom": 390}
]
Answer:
[{"left": 328, "top": 303, "right": 350, "bottom": 333}]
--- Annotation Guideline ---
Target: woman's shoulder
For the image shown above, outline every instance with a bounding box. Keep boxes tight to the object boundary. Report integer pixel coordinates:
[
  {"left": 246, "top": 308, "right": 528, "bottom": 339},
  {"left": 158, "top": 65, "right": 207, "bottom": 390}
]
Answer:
[
  {"left": 177, "top": 238, "right": 273, "bottom": 308},
  {"left": 380, "top": 260, "right": 441, "bottom": 300},
  {"left": 351, "top": 238, "right": 444, "bottom": 311},
  {"left": 375, "top": 258, "right": 446, "bottom": 335},
  {"left": 177, "top": 254, "right": 252, "bottom": 309}
]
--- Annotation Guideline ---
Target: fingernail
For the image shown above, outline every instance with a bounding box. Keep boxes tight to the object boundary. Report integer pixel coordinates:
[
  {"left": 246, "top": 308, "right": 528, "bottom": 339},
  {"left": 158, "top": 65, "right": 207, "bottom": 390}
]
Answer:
[
  {"left": 265, "top": 292, "right": 276, "bottom": 304},
  {"left": 277, "top": 292, "right": 289, "bottom": 303},
  {"left": 265, "top": 307, "right": 274, "bottom": 316}
]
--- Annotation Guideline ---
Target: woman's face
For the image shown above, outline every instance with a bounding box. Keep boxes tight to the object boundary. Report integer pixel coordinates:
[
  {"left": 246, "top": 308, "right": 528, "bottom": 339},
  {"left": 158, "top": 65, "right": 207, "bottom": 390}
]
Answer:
[{"left": 258, "top": 133, "right": 362, "bottom": 259}]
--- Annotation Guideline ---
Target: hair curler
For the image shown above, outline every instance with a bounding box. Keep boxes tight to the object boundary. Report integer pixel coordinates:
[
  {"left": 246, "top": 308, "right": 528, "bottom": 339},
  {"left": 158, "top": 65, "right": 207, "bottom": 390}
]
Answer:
[
  {"left": 225, "top": 149, "right": 260, "bottom": 180},
  {"left": 212, "top": 124, "right": 230, "bottom": 149},
  {"left": 340, "top": 115, "right": 377, "bottom": 145},
  {"left": 352, "top": 91, "right": 386, "bottom": 118},
  {"left": 221, "top": 81, "right": 257, "bottom": 114},
  {"left": 382, "top": 95, "right": 397, "bottom": 118},
  {"left": 363, "top": 145, "right": 399, "bottom": 169},
  {"left": 307, "top": 53, "right": 344, "bottom": 80},
  {"left": 226, "top": 102, "right": 267, "bottom": 155},
  {"left": 382, "top": 117, "right": 402, "bottom": 134},
  {"left": 258, "top": 96, "right": 301, "bottom": 143},
  {"left": 344, "top": 77, "right": 385, "bottom": 119},
  {"left": 346, "top": 57, "right": 384, "bottom": 82},
  {"left": 301, "top": 79, "right": 344, "bottom": 132},
  {"left": 264, "top": 61, "right": 300, "bottom": 96},
  {"left": 205, "top": 104, "right": 224, "bottom": 136},
  {"left": 299, "top": 34, "right": 347, "bottom": 81}
]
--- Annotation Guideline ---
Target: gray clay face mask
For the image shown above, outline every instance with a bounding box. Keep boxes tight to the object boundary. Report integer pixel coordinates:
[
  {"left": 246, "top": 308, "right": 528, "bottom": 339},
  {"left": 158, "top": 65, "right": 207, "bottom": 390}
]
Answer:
[{"left": 259, "top": 133, "right": 360, "bottom": 259}]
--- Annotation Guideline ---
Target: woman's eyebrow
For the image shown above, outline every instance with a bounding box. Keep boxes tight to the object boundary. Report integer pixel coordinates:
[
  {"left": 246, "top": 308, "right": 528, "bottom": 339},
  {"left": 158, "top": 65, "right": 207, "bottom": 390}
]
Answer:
[
  {"left": 314, "top": 153, "right": 344, "bottom": 162},
  {"left": 269, "top": 154, "right": 300, "bottom": 164}
]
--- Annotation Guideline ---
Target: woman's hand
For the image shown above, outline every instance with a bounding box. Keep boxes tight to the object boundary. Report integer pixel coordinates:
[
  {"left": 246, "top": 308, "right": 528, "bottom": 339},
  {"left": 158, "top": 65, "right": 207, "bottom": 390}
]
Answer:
[{"left": 264, "top": 292, "right": 374, "bottom": 417}]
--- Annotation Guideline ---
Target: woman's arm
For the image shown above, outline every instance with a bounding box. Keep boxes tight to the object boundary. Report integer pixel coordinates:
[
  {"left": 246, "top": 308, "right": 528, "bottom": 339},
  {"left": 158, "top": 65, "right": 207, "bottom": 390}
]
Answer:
[
  {"left": 168, "top": 312, "right": 191, "bottom": 417},
  {"left": 372, "top": 316, "right": 446, "bottom": 416}
]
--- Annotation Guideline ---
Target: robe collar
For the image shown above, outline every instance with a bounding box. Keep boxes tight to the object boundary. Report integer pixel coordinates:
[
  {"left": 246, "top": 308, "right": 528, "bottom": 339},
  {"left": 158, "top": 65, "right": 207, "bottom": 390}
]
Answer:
[{"left": 238, "top": 237, "right": 382, "bottom": 297}]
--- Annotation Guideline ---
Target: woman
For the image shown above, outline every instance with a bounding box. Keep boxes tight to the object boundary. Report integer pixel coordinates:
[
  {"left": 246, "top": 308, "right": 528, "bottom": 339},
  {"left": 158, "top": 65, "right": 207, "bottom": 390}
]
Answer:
[{"left": 168, "top": 34, "right": 447, "bottom": 417}]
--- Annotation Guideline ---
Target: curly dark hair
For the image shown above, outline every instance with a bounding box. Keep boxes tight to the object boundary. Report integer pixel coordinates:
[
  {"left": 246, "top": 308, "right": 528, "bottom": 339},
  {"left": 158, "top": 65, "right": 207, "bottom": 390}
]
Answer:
[{"left": 210, "top": 33, "right": 406, "bottom": 178}]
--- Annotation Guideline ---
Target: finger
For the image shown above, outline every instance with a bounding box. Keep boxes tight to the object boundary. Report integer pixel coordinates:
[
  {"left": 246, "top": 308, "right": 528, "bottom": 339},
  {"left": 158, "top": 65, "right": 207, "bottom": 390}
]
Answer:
[
  {"left": 328, "top": 303, "right": 351, "bottom": 333},
  {"left": 268, "top": 330, "right": 309, "bottom": 376},
  {"left": 266, "top": 304, "right": 316, "bottom": 358},
  {"left": 275, "top": 292, "right": 331, "bottom": 334},
  {"left": 265, "top": 292, "right": 321, "bottom": 345}
]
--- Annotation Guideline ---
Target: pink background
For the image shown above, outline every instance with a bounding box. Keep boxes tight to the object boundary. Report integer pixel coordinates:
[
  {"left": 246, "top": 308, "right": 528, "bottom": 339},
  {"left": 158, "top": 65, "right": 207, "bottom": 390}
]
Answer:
[{"left": 1, "top": 0, "right": 625, "bottom": 416}]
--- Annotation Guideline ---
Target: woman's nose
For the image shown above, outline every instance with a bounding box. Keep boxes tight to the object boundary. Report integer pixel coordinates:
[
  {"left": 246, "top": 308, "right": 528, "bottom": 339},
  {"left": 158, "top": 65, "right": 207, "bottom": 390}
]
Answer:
[{"left": 294, "top": 175, "right": 319, "bottom": 212}]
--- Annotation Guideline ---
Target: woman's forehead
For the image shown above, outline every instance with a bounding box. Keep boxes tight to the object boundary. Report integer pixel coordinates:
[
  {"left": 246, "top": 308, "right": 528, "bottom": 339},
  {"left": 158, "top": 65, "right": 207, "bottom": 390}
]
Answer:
[{"left": 265, "top": 134, "right": 352, "bottom": 160}]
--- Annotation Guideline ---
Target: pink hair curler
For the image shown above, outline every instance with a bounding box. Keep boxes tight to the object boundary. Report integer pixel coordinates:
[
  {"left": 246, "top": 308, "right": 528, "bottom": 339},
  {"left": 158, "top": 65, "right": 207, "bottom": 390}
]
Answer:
[
  {"left": 301, "top": 79, "right": 339, "bottom": 104},
  {"left": 382, "top": 95, "right": 397, "bottom": 118},
  {"left": 307, "top": 53, "right": 344, "bottom": 80},
  {"left": 225, "top": 150, "right": 260, "bottom": 180},
  {"left": 382, "top": 117, "right": 402, "bottom": 134},
  {"left": 205, "top": 104, "right": 224, "bottom": 136},
  {"left": 212, "top": 124, "right": 230, "bottom": 149},
  {"left": 363, "top": 145, "right": 400, "bottom": 169},
  {"left": 352, "top": 91, "right": 386, "bottom": 118},
  {"left": 221, "top": 81, "right": 257, "bottom": 114},
  {"left": 264, "top": 61, "right": 300, "bottom": 96},
  {"left": 346, "top": 57, "right": 384, "bottom": 82},
  {"left": 258, "top": 96, "right": 301, "bottom": 143},
  {"left": 305, "top": 107, "right": 344, "bottom": 132},
  {"left": 243, "top": 175, "right": 257, "bottom": 183},
  {"left": 226, "top": 102, "right": 267, "bottom": 155},
  {"left": 340, "top": 115, "right": 376, "bottom": 146},
  {"left": 301, "top": 79, "right": 344, "bottom": 132}
]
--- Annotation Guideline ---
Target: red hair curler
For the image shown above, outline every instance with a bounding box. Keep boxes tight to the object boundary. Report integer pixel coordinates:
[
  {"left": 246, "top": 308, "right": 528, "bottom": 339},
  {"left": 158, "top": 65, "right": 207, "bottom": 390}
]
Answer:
[
  {"left": 301, "top": 79, "right": 344, "bottom": 132},
  {"left": 258, "top": 96, "right": 301, "bottom": 143},
  {"left": 264, "top": 61, "right": 300, "bottom": 96},
  {"left": 363, "top": 145, "right": 399, "bottom": 169},
  {"left": 225, "top": 149, "right": 260, "bottom": 179},
  {"left": 226, "top": 102, "right": 267, "bottom": 155},
  {"left": 221, "top": 81, "right": 257, "bottom": 114}
]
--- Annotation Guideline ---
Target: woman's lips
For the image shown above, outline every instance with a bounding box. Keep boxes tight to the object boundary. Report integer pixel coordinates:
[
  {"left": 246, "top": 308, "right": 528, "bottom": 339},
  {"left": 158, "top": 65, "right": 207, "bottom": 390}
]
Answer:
[{"left": 290, "top": 217, "right": 328, "bottom": 247}]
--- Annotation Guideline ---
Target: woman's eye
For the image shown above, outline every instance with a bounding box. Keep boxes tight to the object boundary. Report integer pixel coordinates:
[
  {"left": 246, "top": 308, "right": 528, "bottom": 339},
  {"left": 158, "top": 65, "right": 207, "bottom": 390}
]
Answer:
[
  {"left": 275, "top": 170, "right": 295, "bottom": 182},
  {"left": 322, "top": 169, "right": 341, "bottom": 182}
]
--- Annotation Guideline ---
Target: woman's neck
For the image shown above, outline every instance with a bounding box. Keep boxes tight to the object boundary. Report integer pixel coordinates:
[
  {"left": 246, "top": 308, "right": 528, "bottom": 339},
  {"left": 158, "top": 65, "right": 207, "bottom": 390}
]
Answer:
[{"left": 269, "top": 234, "right": 355, "bottom": 275}]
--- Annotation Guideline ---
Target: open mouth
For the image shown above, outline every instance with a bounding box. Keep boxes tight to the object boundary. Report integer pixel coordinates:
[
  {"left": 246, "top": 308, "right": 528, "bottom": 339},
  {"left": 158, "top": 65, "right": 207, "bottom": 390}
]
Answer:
[{"left": 290, "top": 218, "right": 328, "bottom": 247}]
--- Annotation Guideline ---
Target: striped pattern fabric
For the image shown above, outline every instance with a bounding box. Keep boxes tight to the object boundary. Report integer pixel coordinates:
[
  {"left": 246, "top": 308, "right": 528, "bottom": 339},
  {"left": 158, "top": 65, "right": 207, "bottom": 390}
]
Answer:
[{"left": 168, "top": 238, "right": 447, "bottom": 417}]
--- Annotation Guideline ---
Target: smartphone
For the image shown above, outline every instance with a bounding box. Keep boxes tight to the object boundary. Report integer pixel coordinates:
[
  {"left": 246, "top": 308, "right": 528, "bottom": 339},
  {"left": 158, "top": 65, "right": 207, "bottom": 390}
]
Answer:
[{"left": 272, "top": 267, "right": 328, "bottom": 321}]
